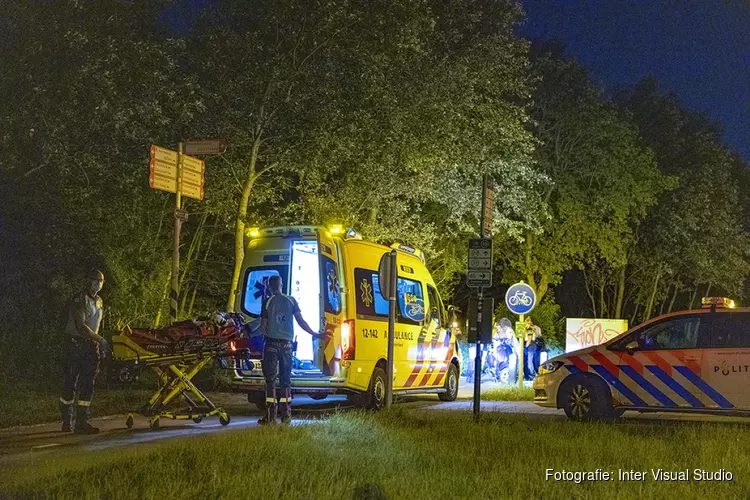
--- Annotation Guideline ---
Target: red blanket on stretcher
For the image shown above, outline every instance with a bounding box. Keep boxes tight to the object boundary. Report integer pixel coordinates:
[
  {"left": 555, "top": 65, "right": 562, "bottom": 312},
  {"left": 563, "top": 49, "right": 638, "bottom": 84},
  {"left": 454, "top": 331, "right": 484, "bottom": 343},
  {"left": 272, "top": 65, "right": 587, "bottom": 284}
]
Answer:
[{"left": 125, "top": 313, "right": 245, "bottom": 354}]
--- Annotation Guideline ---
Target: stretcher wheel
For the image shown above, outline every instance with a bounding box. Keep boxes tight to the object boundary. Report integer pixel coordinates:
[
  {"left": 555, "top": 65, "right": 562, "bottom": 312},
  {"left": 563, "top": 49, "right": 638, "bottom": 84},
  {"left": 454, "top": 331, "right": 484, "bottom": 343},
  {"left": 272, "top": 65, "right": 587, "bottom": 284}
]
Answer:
[
  {"left": 219, "top": 414, "right": 230, "bottom": 426},
  {"left": 150, "top": 418, "right": 160, "bottom": 430},
  {"left": 192, "top": 416, "right": 203, "bottom": 424},
  {"left": 126, "top": 414, "right": 134, "bottom": 429}
]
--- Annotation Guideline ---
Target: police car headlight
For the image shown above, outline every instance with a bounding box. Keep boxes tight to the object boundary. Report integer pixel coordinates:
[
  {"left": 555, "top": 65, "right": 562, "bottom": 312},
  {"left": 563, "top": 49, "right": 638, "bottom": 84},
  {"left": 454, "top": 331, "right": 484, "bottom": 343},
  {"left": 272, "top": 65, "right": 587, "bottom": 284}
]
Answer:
[{"left": 538, "top": 361, "right": 563, "bottom": 375}]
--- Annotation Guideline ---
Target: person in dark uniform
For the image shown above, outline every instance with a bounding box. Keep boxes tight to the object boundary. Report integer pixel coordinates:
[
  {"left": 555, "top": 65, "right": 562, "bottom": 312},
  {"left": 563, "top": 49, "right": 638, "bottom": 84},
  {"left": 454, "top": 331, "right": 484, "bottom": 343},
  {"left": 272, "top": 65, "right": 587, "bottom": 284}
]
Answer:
[
  {"left": 258, "top": 275, "right": 322, "bottom": 425},
  {"left": 59, "top": 269, "right": 108, "bottom": 434}
]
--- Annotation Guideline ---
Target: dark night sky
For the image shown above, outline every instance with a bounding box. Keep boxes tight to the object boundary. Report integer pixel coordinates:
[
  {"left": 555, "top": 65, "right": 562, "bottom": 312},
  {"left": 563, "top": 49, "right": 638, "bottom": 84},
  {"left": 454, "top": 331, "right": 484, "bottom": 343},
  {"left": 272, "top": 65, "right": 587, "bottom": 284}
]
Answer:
[
  {"left": 519, "top": 0, "right": 750, "bottom": 161},
  {"left": 172, "top": 1, "right": 749, "bottom": 161}
]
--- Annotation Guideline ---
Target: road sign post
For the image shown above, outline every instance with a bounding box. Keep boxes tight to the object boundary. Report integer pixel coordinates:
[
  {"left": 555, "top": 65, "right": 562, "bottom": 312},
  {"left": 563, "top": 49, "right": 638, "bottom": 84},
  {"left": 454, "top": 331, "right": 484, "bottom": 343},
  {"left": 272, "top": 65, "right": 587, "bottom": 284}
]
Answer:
[
  {"left": 468, "top": 173, "right": 496, "bottom": 422},
  {"left": 505, "top": 282, "right": 537, "bottom": 389},
  {"left": 150, "top": 142, "right": 213, "bottom": 324},
  {"left": 378, "top": 250, "right": 398, "bottom": 409}
]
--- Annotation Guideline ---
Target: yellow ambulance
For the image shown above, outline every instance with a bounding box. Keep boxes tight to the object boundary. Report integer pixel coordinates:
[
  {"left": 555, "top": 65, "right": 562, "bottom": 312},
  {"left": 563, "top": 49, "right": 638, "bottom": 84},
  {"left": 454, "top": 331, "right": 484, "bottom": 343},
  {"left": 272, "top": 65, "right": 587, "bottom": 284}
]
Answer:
[{"left": 229, "top": 225, "right": 461, "bottom": 409}]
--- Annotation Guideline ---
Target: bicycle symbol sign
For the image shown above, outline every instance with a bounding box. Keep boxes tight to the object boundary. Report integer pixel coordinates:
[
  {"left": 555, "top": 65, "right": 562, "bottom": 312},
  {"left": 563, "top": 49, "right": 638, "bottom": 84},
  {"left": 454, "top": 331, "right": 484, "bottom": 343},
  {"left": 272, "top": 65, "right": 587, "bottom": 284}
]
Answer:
[{"left": 505, "top": 282, "right": 536, "bottom": 315}]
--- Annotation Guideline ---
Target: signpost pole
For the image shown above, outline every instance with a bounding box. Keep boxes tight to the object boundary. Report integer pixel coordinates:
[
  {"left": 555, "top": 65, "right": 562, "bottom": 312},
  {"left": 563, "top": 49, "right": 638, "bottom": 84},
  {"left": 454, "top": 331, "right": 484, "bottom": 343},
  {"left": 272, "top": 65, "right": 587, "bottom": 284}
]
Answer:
[
  {"left": 473, "top": 289, "right": 483, "bottom": 421},
  {"left": 170, "top": 142, "right": 184, "bottom": 323},
  {"left": 385, "top": 249, "right": 397, "bottom": 409},
  {"left": 518, "top": 313, "right": 525, "bottom": 389}
]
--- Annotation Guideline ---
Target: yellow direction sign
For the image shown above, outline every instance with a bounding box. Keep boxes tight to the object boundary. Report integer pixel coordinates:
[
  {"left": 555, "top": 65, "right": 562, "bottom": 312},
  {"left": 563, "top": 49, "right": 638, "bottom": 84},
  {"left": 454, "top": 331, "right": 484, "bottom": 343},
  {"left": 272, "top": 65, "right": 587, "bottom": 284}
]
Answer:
[
  {"left": 148, "top": 145, "right": 205, "bottom": 199},
  {"left": 149, "top": 145, "right": 178, "bottom": 193},
  {"left": 181, "top": 154, "right": 205, "bottom": 200}
]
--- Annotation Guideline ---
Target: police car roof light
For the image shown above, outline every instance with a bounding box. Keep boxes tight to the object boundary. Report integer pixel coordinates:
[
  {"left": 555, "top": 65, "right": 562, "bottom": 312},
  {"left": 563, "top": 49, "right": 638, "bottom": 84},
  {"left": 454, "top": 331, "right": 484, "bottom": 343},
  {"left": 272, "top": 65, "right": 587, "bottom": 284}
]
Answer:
[{"left": 701, "top": 297, "right": 736, "bottom": 309}]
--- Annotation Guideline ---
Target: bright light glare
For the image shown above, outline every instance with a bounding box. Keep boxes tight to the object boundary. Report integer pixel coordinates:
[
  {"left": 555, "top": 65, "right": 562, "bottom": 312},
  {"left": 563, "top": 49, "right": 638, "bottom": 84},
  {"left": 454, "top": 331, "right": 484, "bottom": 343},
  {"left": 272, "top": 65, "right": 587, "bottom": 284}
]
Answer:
[{"left": 290, "top": 241, "right": 320, "bottom": 363}]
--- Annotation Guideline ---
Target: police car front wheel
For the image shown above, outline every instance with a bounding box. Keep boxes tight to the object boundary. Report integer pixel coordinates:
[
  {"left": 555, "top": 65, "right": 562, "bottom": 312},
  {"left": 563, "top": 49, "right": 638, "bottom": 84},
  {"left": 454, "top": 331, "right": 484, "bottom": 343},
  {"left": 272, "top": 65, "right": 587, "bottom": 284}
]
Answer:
[{"left": 560, "top": 376, "right": 615, "bottom": 421}]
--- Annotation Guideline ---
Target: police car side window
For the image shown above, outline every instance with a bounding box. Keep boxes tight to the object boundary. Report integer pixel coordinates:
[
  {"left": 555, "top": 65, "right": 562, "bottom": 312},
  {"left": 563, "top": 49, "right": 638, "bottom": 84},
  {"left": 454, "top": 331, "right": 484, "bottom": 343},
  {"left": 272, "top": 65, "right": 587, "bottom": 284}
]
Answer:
[
  {"left": 707, "top": 313, "right": 750, "bottom": 348},
  {"left": 638, "top": 317, "right": 703, "bottom": 351}
]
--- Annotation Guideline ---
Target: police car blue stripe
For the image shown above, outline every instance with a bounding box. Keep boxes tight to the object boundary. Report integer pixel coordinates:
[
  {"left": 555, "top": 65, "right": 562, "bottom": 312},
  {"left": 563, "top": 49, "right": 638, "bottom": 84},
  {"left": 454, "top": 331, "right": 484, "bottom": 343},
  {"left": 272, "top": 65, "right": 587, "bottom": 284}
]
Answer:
[
  {"left": 619, "top": 365, "right": 677, "bottom": 408},
  {"left": 590, "top": 365, "right": 647, "bottom": 407},
  {"left": 566, "top": 365, "right": 581, "bottom": 374},
  {"left": 646, "top": 365, "right": 705, "bottom": 408},
  {"left": 674, "top": 366, "right": 734, "bottom": 409}
]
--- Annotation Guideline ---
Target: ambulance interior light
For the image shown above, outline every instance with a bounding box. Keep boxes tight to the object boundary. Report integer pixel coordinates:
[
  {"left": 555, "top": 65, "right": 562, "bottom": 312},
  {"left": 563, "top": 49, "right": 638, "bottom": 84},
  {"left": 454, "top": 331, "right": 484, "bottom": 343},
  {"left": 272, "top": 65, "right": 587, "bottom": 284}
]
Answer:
[{"left": 701, "top": 297, "right": 736, "bottom": 309}]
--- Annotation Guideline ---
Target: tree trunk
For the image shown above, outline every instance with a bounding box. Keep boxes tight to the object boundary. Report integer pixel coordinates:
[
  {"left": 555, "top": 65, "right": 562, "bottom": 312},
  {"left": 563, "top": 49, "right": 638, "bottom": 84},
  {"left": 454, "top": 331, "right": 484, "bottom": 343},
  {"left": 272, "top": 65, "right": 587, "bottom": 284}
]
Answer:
[
  {"left": 667, "top": 286, "right": 679, "bottom": 313},
  {"left": 688, "top": 286, "right": 698, "bottom": 310},
  {"left": 614, "top": 265, "right": 626, "bottom": 319},
  {"left": 524, "top": 231, "right": 538, "bottom": 293},
  {"left": 226, "top": 136, "right": 262, "bottom": 311},
  {"left": 187, "top": 286, "right": 198, "bottom": 318},
  {"left": 643, "top": 270, "right": 662, "bottom": 320},
  {"left": 583, "top": 268, "right": 597, "bottom": 317},
  {"left": 704, "top": 283, "right": 712, "bottom": 298},
  {"left": 630, "top": 303, "right": 641, "bottom": 326},
  {"left": 153, "top": 269, "right": 172, "bottom": 328},
  {"left": 598, "top": 281, "right": 606, "bottom": 318},
  {"left": 178, "top": 212, "right": 208, "bottom": 317}
]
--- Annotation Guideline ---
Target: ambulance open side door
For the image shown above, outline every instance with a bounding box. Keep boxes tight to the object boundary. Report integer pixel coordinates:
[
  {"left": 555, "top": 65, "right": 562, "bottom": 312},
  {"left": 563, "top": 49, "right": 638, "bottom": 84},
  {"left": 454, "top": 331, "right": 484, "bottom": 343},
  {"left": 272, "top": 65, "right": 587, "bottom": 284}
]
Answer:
[{"left": 317, "top": 229, "right": 343, "bottom": 376}]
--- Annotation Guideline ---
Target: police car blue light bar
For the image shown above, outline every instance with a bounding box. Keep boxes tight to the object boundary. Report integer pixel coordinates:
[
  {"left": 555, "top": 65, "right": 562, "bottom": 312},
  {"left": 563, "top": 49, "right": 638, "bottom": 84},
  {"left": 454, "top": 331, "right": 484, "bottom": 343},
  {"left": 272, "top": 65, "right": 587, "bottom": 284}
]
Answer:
[{"left": 701, "top": 297, "right": 736, "bottom": 309}]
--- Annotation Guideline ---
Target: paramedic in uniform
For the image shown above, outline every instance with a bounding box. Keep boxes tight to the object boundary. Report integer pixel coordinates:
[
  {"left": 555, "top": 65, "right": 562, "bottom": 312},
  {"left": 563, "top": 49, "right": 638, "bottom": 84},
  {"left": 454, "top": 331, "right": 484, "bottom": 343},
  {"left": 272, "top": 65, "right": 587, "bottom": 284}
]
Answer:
[
  {"left": 59, "top": 269, "right": 108, "bottom": 434},
  {"left": 258, "top": 275, "right": 322, "bottom": 424}
]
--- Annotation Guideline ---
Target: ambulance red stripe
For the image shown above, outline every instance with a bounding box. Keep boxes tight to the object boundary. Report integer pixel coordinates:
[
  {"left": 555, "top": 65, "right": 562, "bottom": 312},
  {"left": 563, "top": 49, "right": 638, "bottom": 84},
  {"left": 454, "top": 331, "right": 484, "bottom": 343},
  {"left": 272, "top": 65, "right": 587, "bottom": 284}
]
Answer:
[
  {"left": 417, "top": 334, "right": 440, "bottom": 386},
  {"left": 404, "top": 330, "right": 429, "bottom": 387},
  {"left": 432, "top": 343, "right": 455, "bottom": 386}
]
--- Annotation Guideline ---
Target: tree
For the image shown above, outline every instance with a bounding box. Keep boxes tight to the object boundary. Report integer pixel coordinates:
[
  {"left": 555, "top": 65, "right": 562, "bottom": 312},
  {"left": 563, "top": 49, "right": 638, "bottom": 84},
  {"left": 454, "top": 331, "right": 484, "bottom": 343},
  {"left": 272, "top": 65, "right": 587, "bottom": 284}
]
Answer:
[{"left": 498, "top": 47, "right": 667, "bottom": 310}]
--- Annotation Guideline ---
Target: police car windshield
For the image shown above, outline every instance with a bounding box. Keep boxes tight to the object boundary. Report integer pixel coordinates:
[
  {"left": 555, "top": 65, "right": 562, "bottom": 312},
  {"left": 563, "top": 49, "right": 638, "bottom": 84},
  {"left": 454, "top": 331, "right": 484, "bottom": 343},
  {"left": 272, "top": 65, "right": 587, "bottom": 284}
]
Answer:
[{"left": 242, "top": 265, "right": 288, "bottom": 317}]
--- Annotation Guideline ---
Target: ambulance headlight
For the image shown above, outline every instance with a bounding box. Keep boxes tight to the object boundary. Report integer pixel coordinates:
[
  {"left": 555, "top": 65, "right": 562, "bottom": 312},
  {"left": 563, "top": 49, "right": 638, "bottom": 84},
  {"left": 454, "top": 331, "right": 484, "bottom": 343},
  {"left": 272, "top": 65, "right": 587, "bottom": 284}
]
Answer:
[{"left": 538, "top": 361, "right": 563, "bottom": 375}]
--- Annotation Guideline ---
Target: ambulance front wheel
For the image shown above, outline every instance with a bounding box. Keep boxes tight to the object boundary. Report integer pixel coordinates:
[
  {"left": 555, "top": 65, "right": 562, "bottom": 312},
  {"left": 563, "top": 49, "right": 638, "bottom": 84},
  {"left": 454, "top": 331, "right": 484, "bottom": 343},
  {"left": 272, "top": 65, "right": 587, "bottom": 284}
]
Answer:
[
  {"left": 367, "top": 367, "right": 387, "bottom": 410},
  {"left": 438, "top": 364, "right": 459, "bottom": 402}
]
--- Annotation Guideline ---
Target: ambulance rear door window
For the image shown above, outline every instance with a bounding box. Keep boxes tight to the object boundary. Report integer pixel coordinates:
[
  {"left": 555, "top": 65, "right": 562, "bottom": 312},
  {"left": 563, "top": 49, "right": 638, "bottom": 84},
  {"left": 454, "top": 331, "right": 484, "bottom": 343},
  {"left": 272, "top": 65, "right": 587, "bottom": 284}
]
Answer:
[
  {"left": 242, "top": 266, "right": 288, "bottom": 318},
  {"left": 354, "top": 268, "right": 388, "bottom": 320}
]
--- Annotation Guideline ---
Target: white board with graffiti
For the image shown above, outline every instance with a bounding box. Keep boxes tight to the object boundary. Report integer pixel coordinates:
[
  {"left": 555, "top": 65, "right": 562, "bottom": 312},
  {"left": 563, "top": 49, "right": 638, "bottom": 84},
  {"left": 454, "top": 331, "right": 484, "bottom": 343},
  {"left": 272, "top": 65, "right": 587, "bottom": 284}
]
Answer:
[{"left": 565, "top": 318, "right": 629, "bottom": 353}]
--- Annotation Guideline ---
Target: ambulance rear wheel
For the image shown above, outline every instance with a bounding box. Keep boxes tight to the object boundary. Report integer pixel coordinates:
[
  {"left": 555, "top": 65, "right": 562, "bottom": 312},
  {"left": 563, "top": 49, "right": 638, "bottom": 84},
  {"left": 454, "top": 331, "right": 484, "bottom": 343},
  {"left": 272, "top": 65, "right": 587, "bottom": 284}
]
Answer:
[
  {"left": 438, "top": 364, "right": 459, "bottom": 402},
  {"left": 367, "top": 367, "right": 387, "bottom": 410}
]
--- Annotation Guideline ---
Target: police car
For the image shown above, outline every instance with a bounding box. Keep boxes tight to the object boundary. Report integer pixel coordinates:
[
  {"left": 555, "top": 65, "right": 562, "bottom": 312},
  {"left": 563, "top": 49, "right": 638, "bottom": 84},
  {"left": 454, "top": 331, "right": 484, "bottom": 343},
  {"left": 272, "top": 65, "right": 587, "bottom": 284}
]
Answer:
[{"left": 533, "top": 297, "right": 750, "bottom": 420}]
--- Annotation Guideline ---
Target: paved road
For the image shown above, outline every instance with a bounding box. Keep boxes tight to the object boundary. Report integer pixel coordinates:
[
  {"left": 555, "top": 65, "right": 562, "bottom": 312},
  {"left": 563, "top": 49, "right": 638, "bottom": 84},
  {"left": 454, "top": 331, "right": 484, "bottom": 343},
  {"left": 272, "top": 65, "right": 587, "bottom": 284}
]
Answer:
[{"left": 4, "top": 381, "right": 750, "bottom": 467}]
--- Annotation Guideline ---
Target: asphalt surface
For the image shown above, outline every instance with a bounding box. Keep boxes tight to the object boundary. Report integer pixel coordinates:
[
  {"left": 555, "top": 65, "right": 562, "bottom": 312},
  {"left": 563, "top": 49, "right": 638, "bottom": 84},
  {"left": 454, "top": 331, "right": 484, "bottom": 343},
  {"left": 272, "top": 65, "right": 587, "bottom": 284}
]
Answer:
[{"left": 4, "top": 378, "right": 750, "bottom": 468}]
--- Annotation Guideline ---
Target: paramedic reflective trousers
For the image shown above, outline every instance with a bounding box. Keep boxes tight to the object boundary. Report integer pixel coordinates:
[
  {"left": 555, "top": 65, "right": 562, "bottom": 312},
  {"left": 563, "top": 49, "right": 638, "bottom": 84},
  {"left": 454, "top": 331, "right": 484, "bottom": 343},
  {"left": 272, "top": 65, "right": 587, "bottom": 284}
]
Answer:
[
  {"left": 59, "top": 339, "right": 101, "bottom": 422},
  {"left": 262, "top": 338, "right": 293, "bottom": 416}
]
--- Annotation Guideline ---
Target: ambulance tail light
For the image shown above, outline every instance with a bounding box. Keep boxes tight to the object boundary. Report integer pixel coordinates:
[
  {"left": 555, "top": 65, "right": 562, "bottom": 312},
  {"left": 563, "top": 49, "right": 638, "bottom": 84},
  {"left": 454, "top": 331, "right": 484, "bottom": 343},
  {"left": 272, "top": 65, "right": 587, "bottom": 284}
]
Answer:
[{"left": 341, "top": 320, "right": 356, "bottom": 360}]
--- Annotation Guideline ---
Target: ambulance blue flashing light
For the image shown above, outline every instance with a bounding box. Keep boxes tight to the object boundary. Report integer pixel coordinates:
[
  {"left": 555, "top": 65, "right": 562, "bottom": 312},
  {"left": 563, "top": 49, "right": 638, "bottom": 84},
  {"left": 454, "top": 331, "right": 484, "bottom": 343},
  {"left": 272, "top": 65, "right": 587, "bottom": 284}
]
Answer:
[{"left": 701, "top": 297, "right": 736, "bottom": 309}]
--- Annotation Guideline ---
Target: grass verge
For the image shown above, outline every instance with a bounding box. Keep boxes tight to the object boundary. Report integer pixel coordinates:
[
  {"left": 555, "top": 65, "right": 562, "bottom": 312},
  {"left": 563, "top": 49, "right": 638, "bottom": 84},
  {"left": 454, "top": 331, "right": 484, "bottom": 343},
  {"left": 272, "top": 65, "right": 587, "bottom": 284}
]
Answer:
[
  {"left": 1, "top": 410, "right": 746, "bottom": 499},
  {"left": 482, "top": 385, "right": 534, "bottom": 401},
  {"left": 3, "top": 386, "right": 155, "bottom": 429}
]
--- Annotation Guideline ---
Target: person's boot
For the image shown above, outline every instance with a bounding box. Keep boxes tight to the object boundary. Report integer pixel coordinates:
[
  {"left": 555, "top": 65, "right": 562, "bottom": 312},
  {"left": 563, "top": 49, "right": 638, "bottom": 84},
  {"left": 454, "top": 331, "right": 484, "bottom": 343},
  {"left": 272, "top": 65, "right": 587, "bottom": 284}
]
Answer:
[
  {"left": 59, "top": 400, "right": 73, "bottom": 432},
  {"left": 74, "top": 405, "right": 100, "bottom": 435},
  {"left": 257, "top": 403, "right": 277, "bottom": 425},
  {"left": 279, "top": 389, "right": 292, "bottom": 425}
]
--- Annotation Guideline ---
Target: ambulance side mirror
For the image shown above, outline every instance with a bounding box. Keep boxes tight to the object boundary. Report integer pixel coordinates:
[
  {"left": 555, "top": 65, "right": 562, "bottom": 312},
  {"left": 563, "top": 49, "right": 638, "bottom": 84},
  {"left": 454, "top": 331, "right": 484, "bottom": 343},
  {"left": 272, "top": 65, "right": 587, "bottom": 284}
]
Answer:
[{"left": 430, "top": 307, "right": 439, "bottom": 325}]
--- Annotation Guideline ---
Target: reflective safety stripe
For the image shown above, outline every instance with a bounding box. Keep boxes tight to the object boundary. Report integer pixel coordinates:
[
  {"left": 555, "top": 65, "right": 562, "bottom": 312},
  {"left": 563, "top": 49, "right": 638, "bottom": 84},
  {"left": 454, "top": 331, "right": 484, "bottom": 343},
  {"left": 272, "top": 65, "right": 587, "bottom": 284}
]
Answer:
[
  {"left": 59, "top": 397, "right": 74, "bottom": 405},
  {"left": 278, "top": 397, "right": 291, "bottom": 403},
  {"left": 265, "top": 398, "right": 276, "bottom": 403},
  {"left": 77, "top": 400, "right": 91, "bottom": 407}
]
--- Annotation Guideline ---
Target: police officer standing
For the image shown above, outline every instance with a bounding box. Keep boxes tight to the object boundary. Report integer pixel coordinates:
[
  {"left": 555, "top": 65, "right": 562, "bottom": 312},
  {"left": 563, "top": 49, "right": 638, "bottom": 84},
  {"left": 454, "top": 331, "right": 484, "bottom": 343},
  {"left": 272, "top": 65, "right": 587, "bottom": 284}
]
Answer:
[
  {"left": 59, "top": 269, "right": 108, "bottom": 434},
  {"left": 258, "top": 275, "right": 322, "bottom": 425}
]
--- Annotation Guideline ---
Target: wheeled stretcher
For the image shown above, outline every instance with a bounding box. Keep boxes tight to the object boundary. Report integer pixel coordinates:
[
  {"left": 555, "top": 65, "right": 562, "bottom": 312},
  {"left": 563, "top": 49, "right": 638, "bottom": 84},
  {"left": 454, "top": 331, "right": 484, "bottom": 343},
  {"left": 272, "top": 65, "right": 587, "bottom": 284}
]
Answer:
[{"left": 112, "top": 312, "right": 246, "bottom": 430}]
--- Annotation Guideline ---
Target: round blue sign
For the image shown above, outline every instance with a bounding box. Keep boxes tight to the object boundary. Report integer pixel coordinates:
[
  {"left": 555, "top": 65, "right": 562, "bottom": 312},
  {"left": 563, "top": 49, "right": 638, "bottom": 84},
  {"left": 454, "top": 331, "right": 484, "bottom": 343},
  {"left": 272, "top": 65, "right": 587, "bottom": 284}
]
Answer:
[{"left": 505, "top": 282, "right": 537, "bottom": 315}]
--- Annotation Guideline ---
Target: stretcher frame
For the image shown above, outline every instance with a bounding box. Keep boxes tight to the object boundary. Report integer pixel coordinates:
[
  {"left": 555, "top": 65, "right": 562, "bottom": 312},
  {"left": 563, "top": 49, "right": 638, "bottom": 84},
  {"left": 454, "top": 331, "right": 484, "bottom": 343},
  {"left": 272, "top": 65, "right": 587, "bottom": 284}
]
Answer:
[{"left": 112, "top": 332, "right": 231, "bottom": 430}]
